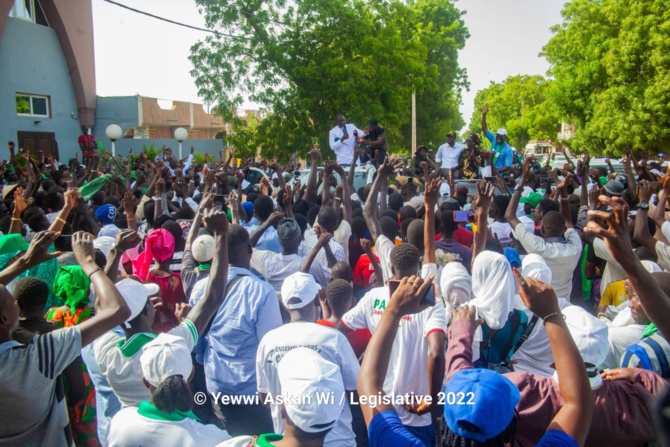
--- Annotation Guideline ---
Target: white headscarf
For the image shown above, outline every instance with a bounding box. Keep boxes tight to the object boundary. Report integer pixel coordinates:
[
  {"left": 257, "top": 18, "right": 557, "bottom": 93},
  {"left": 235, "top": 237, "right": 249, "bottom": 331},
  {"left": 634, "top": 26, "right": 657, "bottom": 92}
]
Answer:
[
  {"left": 470, "top": 251, "right": 516, "bottom": 330},
  {"left": 641, "top": 260, "right": 662, "bottom": 274},
  {"left": 521, "top": 254, "right": 552, "bottom": 284},
  {"left": 440, "top": 262, "right": 472, "bottom": 324}
]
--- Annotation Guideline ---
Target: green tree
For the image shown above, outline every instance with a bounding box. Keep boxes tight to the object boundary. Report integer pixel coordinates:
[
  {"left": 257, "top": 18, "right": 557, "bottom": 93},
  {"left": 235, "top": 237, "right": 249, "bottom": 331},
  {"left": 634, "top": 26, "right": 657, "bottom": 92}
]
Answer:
[
  {"left": 189, "top": 0, "right": 468, "bottom": 159},
  {"left": 465, "top": 75, "right": 561, "bottom": 150},
  {"left": 542, "top": 0, "right": 670, "bottom": 154}
]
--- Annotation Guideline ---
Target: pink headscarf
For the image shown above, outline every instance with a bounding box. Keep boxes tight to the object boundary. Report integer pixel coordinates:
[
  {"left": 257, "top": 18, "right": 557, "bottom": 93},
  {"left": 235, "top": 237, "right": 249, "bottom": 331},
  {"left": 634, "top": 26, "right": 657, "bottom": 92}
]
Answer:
[{"left": 132, "top": 229, "right": 175, "bottom": 281}]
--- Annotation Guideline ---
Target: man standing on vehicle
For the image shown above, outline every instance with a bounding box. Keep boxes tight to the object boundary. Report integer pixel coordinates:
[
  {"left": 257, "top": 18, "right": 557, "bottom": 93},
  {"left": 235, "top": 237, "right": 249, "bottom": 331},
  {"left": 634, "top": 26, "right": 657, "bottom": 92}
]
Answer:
[
  {"left": 329, "top": 114, "right": 362, "bottom": 166},
  {"left": 435, "top": 131, "right": 464, "bottom": 179},
  {"left": 362, "top": 118, "right": 388, "bottom": 164},
  {"left": 481, "top": 103, "right": 514, "bottom": 174}
]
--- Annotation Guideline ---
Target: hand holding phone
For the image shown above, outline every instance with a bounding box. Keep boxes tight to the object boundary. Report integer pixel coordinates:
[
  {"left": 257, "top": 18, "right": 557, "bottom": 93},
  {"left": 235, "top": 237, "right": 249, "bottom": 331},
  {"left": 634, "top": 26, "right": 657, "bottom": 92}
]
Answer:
[{"left": 453, "top": 210, "right": 474, "bottom": 223}]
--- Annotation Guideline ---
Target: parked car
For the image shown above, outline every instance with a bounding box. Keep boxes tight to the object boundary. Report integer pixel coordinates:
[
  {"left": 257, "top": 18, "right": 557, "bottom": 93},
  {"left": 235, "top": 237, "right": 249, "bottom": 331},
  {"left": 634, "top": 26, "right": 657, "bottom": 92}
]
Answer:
[{"left": 286, "top": 164, "right": 376, "bottom": 193}]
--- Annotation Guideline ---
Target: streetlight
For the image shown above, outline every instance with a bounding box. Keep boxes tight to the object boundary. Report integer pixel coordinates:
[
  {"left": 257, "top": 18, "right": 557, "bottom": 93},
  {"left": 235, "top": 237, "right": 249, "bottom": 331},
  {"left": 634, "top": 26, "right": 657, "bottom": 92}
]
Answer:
[
  {"left": 174, "top": 127, "right": 188, "bottom": 160},
  {"left": 105, "top": 124, "right": 122, "bottom": 157}
]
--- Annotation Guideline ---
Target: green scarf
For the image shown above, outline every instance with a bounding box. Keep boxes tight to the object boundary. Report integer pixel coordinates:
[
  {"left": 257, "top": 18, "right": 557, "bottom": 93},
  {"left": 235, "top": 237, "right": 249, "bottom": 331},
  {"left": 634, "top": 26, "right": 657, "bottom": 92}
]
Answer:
[
  {"left": 642, "top": 323, "right": 658, "bottom": 338},
  {"left": 580, "top": 245, "right": 593, "bottom": 302},
  {"left": 0, "top": 234, "right": 29, "bottom": 255},
  {"left": 197, "top": 263, "right": 211, "bottom": 271},
  {"left": 53, "top": 265, "right": 91, "bottom": 313},
  {"left": 78, "top": 174, "right": 112, "bottom": 201}
]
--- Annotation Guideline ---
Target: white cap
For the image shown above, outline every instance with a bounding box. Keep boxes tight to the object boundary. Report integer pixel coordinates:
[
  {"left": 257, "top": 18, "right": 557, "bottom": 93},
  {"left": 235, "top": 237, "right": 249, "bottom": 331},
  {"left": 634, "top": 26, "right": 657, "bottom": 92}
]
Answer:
[
  {"left": 281, "top": 272, "right": 320, "bottom": 310},
  {"left": 563, "top": 306, "right": 609, "bottom": 369},
  {"left": 277, "top": 348, "right": 345, "bottom": 433},
  {"left": 94, "top": 236, "right": 115, "bottom": 258},
  {"left": 140, "top": 333, "right": 194, "bottom": 388},
  {"left": 192, "top": 234, "right": 215, "bottom": 263},
  {"left": 115, "top": 278, "right": 160, "bottom": 323},
  {"left": 496, "top": 128, "right": 508, "bottom": 136},
  {"left": 272, "top": 172, "right": 279, "bottom": 180},
  {"left": 439, "top": 182, "right": 451, "bottom": 197}
]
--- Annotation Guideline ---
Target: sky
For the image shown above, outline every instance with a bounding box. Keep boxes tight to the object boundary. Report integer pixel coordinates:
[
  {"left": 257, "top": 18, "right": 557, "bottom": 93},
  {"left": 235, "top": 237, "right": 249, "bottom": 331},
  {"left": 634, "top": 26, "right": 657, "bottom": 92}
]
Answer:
[{"left": 92, "top": 0, "right": 566, "bottom": 129}]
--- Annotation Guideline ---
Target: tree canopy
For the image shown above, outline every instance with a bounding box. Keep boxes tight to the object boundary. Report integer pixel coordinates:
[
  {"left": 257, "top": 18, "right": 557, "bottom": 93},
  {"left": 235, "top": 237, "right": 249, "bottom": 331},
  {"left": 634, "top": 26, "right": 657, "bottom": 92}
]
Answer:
[
  {"left": 189, "top": 0, "right": 469, "bottom": 159},
  {"left": 465, "top": 75, "right": 561, "bottom": 150},
  {"left": 542, "top": 0, "right": 670, "bottom": 155}
]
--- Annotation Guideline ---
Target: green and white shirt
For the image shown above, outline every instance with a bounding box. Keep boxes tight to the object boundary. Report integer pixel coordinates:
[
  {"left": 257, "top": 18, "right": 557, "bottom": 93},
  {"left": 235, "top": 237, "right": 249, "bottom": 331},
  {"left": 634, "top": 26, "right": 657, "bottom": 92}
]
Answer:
[
  {"left": 94, "top": 320, "right": 198, "bottom": 407},
  {"left": 107, "top": 401, "right": 230, "bottom": 447}
]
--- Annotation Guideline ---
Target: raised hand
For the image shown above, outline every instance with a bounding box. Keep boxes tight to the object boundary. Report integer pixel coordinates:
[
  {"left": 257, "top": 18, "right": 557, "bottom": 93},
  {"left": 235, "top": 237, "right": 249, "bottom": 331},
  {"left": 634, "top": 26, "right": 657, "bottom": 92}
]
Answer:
[
  {"left": 23, "top": 231, "right": 61, "bottom": 266},
  {"left": 451, "top": 304, "right": 480, "bottom": 326},
  {"left": 638, "top": 179, "right": 654, "bottom": 204},
  {"left": 317, "top": 230, "right": 333, "bottom": 247},
  {"left": 72, "top": 231, "right": 95, "bottom": 264},
  {"left": 282, "top": 185, "right": 293, "bottom": 209},
  {"left": 64, "top": 188, "right": 80, "bottom": 210},
  {"left": 155, "top": 178, "right": 165, "bottom": 195},
  {"left": 556, "top": 173, "right": 574, "bottom": 195},
  {"left": 584, "top": 196, "right": 634, "bottom": 264},
  {"left": 387, "top": 275, "right": 435, "bottom": 316},
  {"left": 13, "top": 187, "right": 29, "bottom": 216},
  {"left": 310, "top": 149, "right": 320, "bottom": 163},
  {"left": 360, "top": 238, "right": 372, "bottom": 252},
  {"left": 122, "top": 191, "right": 136, "bottom": 215},
  {"left": 513, "top": 269, "right": 561, "bottom": 320},
  {"left": 114, "top": 229, "right": 141, "bottom": 252},
  {"left": 473, "top": 180, "right": 494, "bottom": 210},
  {"left": 424, "top": 177, "right": 442, "bottom": 209},
  {"left": 202, "top": 208, "right": 230, "bottom": 236},
  {"left": 482, "top": 103, "right": 489, "bottom": 115}
]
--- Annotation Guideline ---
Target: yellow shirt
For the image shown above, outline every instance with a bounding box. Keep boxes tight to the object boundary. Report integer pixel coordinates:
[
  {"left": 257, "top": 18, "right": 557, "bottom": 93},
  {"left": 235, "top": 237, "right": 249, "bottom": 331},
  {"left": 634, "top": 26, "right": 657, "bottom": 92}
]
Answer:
[{"left": 599, "top": 279, "right": 628, "bottom": 307}]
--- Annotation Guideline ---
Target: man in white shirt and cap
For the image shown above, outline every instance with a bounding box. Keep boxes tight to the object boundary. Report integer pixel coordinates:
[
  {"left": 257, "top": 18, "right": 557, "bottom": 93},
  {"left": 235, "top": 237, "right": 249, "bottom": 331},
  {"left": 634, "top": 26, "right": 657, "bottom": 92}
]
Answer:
[
  {"left": 256, "top": 272, "right": 359, "bottom": 447},
  {"left": 435, "top": 131, "right": 464, "bottom": 178},
  {"left": 329, "top": 114, "right": 362, "bottom": 166}
]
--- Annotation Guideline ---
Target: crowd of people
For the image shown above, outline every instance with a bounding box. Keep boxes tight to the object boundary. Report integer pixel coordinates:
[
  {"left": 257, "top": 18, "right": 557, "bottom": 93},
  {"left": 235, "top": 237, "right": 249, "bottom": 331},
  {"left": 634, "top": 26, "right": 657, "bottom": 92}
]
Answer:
[{"left": 2, "top": 105, "right": 670, "bottom": 447}]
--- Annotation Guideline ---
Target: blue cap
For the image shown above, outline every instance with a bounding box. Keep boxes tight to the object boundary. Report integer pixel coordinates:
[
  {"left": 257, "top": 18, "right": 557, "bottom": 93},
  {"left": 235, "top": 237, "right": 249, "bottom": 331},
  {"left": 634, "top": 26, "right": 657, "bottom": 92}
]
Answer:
[
  {"left": 444, "top": 369, "right": 520, "bottom": 442},
  {"left": 242, "top": 201, "right": 254, "bottom": 216},
  {"left": 503, "top": 248, "right": 521, "bottom": 269},
  {"left": 95, "top": 204, "right": 117, "bottom": 226}
]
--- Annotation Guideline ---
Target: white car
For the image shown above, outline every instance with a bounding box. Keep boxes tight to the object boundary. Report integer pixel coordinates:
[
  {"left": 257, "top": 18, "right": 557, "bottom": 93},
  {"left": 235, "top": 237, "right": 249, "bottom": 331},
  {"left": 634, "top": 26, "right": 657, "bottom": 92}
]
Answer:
[{"left": 286, "top": 164, "right": 376, "bottom": 193}]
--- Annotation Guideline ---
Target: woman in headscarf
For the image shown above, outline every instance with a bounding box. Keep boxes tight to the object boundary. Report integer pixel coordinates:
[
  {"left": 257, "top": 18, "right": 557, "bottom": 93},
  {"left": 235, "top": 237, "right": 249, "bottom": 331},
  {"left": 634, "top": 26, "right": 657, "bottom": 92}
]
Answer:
[
  {"left": 459, "top": 134, "right": 484, "bottom": 180},
  {"left": 133, "top": 228, "right": 185, "bottom": 333},
  {"left": 439, "top": 262, "right": 472, "bottom": 324},
  {"left": 469, "top": 251, "right": 528, "bottom": 372},
  {"left": 46, "top": 265, "right": 100, "bottom": 446}
]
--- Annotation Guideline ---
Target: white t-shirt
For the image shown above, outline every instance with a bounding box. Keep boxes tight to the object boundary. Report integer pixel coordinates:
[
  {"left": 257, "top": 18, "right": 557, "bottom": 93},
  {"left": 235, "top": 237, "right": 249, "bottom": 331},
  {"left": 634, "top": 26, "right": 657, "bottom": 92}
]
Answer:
[
  {"left": 94, "top": 321, "right": 198, "bottom": 408},
  {"left": 489, "top": 221, "right": 514, "bottom": 249},
  {"left": 256, "top": 322, "right": 360, "bottom": 447},
  {"left": 435, "top": 142, "right": 464, "bottom": 169},
  {"left": 341, "top": 287, "right": 447, "bottom": 427},
  {"left": 375, "top": 234, "right": 396, "bottom": 284},
  {"left": 107, "top": 405, "right": 230, "bottom": 447},
  {"left": 250, "top": 251, "right": 331, "bottom": 296}
]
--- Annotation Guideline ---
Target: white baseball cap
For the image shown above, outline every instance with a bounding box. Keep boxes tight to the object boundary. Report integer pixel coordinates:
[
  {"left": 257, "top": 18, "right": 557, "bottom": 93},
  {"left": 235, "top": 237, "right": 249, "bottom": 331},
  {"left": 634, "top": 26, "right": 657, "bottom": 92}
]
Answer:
[
  {"left": 277, "top": 348, "right": 345, "bottom": 433},
  {"left": 281, "top": 272, "right": 320, "bottom": 310},
  {"left": 496, "top": 128, "right": 508, "bottom": 136},
  {"left": 140, "top": 333, "right": 194, "bottom": 388},
  {"left": 115, "top": 278, "right": 160, "bottom": 323},
  {"left": 563, "top": 306, "right": 609, "bottom": 369},
  {"left": 192, "top": 234, "right": 215, "bottom": 263}
]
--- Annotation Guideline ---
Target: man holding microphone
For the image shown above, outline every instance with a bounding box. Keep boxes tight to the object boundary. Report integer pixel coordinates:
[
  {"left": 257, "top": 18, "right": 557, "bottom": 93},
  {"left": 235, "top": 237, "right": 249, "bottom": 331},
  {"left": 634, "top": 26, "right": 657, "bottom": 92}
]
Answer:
[{"left": 329, "top": 114, "right": 363, "bottom": 166}]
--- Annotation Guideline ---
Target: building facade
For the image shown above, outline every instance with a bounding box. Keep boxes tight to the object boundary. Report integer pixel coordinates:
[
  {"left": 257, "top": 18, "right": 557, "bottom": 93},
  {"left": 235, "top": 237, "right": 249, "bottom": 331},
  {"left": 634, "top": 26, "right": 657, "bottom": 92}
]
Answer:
[{"left": 0, "top": 0, "right": 96, "bottom": 160}]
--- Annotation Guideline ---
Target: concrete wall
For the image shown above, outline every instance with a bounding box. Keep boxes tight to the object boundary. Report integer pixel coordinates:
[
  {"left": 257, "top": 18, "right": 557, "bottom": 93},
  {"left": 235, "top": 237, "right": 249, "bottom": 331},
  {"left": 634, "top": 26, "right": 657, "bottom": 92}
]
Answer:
[
  {"left": 99, "top": 139, "right": 226, "bottom": 159},
  {"left": 94, "top": 96, "right": 140, "bottom": 140},
  {"left": 0, "top": 17, "right": 82, "bottom": 158}
]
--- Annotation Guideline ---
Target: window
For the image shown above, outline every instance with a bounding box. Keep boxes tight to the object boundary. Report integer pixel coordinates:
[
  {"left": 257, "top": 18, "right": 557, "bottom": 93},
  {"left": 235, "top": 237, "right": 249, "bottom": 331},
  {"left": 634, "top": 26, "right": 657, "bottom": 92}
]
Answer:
[
  {"left": 10, "top": 0, "right": 49, "bottom": 27},
  {"left": 16, "top": 94, "right": 50, "bottom": 118}
]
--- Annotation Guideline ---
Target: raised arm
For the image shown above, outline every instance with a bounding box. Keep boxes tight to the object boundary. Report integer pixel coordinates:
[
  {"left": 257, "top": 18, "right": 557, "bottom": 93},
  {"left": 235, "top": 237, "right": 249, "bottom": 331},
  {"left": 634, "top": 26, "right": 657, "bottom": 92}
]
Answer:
[
  {"left": 622, "top": 153, "right": 637, "bottom": 203},
  {"left": 556, "top": 173, "right": 574, "bottom": 229},
  {"left": 104, "top": 230, "right": 140, "bottom": 283},
  {"left": 423, "top": 178, "right": 441, "bottom": 265},
  {"left": 364, "top": 159, "right": 396, "bottom": 241},
  {"left": 0, "top": 231, "right": 61, "bottom": 285},
  {"left": 301, "top": 232, "right": 332, "bottom": 273},
  {"left": 505, "top": 158, "right": 533, "bottom": 229},
  {"left": 586, "top": 196, "right": 670, "bottom": 343},
  {"left": 333, "top": 163, "right": 352, "bottom": 224},
  {"left": 74, "top": 232, "right": 131, "bottom": 347},
  {"left": 472, "top": 181, "right": 494, "bottom": 266},
  {"left": 49, "top": 188, "right": 79, "bottom": 234},
  {"left": 360, "top": 238, "right": 383, "bottom": 287},
  {"left": 633, "top": 180, "right": 658, "bottom": 254},
  {"left": 515, "top": 272, "right": 593, "bottom": 446},
  {"left": 182, "top": 209, "right": 230, "bottom": 335},
  {"left": 321, "top": 162, "right": 334, "bottom": 207},
  {"left": 250, "top": 212, "right": 284, "bottom": 248},
  {"left": 303, "top": 149, "right": 320, "bottom": 206}
]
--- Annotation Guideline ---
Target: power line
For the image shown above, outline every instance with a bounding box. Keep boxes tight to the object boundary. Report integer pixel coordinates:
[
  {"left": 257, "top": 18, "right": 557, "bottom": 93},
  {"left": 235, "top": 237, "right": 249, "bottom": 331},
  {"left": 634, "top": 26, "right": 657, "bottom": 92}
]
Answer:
[{"left": 101, "top": 0, "right": 248, "bottom": 40}]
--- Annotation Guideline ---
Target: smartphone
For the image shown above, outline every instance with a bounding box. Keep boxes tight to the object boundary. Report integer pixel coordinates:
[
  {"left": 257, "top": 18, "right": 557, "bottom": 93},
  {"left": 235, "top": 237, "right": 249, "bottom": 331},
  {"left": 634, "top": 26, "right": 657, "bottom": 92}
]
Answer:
[
  {"left": 484, "top": 176, "right": 496, "bottom": 183},
  {"left": 388, "top": 279, "right": 436, "bottom": 306},
  {"left": 453, "top": 210, "right": 474, "bottom": 223}
]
